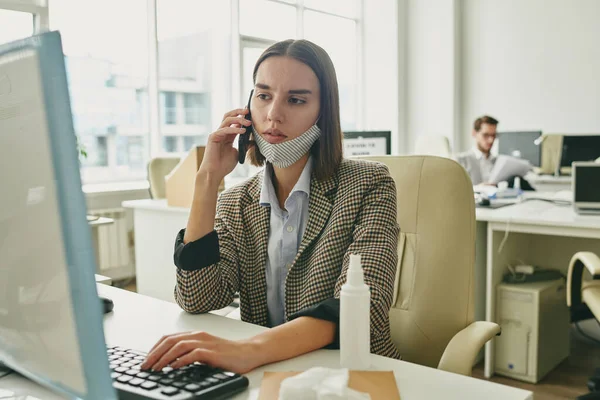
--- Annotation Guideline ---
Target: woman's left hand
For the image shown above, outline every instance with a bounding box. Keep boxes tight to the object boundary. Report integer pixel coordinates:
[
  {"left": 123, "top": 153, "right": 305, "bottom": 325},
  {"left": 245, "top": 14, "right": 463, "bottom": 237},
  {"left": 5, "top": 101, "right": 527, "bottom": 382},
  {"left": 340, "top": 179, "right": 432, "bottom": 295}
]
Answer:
[{"left": 139, "top": 331, "right": 262, "bottom": 374}]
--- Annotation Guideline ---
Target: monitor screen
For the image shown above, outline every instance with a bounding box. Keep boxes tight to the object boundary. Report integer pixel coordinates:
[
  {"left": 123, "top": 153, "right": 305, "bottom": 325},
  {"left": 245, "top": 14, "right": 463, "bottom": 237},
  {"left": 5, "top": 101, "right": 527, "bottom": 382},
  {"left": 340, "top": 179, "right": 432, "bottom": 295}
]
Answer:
[
  {"left": 0, "top": 32, "right": 115, "bottom": 399},
  {"left": 575, "top": 165, "right": 600, "bottom": 203},
  {"left": 497, "top": 131, "right": 542, "bottom": 167},
  {"left": 343, "top": 131, "right": 391, "bottom": 156},
  {"left": 560, "top": 135, "right": 600, "bottom": 167}
]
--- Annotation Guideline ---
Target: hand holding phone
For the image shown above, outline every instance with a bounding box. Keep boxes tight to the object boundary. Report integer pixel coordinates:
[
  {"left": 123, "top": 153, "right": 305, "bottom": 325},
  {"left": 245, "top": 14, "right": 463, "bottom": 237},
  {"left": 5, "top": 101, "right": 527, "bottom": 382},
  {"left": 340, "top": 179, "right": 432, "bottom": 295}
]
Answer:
[{"left": 238, "top": 90, "right": 253, "bottom": 164}]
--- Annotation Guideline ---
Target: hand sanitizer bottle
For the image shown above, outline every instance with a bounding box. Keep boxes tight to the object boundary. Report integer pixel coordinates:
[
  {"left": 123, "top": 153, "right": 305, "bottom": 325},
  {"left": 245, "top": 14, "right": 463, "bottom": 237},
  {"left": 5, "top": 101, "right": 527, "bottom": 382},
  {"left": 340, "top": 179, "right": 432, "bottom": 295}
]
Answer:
[{"left": 340, "top": 254, "right": 371, "bottom": 370}]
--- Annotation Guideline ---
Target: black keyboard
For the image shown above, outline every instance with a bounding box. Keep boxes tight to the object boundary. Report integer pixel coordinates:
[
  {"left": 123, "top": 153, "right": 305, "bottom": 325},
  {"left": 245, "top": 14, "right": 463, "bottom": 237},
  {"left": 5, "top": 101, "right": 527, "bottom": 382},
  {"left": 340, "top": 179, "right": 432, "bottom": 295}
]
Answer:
[{"left": 108, "top": 346, "right": 249, "bottom": 400}]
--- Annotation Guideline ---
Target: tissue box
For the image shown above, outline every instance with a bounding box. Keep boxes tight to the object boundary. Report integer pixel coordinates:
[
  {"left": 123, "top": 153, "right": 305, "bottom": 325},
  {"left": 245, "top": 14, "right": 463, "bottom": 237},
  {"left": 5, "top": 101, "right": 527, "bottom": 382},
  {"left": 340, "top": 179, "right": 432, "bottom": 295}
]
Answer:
[{"left": 258, "top": 370, "right": 400, "bottom": 400}]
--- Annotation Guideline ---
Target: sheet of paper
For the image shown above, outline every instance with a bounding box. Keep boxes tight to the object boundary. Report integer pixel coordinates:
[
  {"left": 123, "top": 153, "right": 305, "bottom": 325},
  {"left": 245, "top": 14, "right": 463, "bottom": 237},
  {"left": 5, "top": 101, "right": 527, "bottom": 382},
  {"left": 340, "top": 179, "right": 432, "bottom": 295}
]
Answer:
[{"left": 488, "top": 155, "right": 532, "bottom": 184}]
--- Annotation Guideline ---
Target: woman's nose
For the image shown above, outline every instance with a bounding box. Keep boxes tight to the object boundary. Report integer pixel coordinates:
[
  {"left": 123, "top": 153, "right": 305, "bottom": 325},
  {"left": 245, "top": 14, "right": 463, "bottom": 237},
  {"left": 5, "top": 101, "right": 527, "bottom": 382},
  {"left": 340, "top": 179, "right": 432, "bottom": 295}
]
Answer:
[{"left": 267, "top": 101, "right": 284, "bottom": 124}]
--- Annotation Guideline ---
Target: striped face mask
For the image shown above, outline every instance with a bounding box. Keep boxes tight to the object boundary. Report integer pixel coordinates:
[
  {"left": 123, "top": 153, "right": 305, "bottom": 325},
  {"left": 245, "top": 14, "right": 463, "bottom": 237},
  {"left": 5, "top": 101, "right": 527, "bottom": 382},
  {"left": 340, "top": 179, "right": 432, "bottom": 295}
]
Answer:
[{"left": 252, "top": 124, "right": 321, "bottom": 168}]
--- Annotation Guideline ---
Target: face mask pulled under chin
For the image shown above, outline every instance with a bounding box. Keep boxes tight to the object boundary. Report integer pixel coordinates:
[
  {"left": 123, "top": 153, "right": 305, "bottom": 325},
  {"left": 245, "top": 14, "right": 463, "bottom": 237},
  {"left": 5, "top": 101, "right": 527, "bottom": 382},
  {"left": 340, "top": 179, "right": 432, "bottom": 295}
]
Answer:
[{"left": 252, "top": 124, "right": 321, "bottom": 168}]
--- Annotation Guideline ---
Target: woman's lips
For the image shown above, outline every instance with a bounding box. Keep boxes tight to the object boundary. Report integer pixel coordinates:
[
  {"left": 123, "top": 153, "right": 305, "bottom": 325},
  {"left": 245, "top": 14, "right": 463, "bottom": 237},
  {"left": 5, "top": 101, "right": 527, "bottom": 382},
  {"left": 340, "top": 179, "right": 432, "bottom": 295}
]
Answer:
[{"left": 262, "top": 129, "right": 288, "bottom": 144}]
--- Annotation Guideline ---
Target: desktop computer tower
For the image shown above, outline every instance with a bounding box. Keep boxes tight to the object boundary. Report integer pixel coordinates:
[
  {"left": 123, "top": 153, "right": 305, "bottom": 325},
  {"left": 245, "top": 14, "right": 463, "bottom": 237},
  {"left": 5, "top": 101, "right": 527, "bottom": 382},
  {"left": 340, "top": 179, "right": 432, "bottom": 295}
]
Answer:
[{"left": 495, "top": 279, "right": 570, "bottom": 383}]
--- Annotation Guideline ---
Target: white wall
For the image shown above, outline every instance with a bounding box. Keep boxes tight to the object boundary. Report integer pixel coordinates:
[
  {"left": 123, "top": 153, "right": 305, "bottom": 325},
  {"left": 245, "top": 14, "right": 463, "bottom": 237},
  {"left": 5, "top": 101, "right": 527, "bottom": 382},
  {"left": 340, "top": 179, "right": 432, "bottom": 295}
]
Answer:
[
  {"left": 460, "top": 0, "right": 600, "bottom": 151},
  {"left": 363, "top": 0, "right": 400, "bottom": 153},
  {"left": 406, "top": 0, "right": 459, "bottom": 154}
]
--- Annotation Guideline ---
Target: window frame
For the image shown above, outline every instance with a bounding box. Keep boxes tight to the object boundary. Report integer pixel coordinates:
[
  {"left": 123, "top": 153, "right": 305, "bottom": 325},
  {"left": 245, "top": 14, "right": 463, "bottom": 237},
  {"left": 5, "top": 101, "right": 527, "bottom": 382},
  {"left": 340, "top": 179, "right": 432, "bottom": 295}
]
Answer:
[{"left": 4, "top": 0, "right": 366, "bottom": 185}]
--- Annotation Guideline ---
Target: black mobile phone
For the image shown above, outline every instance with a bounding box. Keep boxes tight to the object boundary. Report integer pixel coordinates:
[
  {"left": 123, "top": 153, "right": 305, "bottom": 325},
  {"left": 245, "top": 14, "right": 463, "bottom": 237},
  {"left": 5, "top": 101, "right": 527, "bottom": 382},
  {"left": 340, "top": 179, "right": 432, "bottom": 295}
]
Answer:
[{"left": 238, "top": 90, "right": 253, "bottom": 164}]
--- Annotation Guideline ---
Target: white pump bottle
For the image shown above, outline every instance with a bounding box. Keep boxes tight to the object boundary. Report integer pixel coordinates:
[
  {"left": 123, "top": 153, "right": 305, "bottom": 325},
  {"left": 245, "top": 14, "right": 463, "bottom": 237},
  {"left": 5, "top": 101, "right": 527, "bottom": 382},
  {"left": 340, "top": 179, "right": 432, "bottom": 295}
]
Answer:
[{"left": 340, "top": 254, "right": 371, "bottom": 370}]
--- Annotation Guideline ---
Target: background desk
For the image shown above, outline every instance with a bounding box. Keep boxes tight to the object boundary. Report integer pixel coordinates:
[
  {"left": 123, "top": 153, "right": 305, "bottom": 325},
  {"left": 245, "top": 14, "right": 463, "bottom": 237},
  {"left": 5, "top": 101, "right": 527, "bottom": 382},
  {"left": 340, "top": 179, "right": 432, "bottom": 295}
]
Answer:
[
  {"left": 0, "top": 286, "right": 533, "bottom": 400},
  {"left": 476, "top": 200, "right": 600, "bottom": 378},
  {"left": 122, "top": 199, "right": 189, "bottom": 302}
]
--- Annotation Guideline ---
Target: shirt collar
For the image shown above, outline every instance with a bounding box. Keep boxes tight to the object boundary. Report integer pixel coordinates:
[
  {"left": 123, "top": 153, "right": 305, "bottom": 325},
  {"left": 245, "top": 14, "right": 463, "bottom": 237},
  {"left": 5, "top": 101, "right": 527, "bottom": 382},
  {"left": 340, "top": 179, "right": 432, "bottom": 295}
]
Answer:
[
  {"left": 259, "top": 157, "right": 312, "bottom": 208},
  {"left": 472, "top": 146, "right": 495, "bottom": 161}
]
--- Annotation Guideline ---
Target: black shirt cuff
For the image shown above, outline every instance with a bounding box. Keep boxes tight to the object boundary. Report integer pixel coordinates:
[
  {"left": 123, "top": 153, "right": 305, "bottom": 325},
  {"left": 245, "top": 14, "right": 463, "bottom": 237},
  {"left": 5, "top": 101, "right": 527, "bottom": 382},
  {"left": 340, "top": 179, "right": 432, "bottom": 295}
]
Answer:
[
  {"left": 173, "top": 229, "right": 221, "bottom": 271},
  {"left": 289, "top": 298, "right": 340, "bottom": 349}
]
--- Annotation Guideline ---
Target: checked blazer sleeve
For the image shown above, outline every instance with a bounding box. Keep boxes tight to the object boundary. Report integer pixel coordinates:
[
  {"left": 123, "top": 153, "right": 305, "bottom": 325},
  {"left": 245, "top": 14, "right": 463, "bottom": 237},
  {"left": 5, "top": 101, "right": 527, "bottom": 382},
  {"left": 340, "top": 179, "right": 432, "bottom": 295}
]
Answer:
[
  {"left": 173, "top": 204, "right": 240, "bottom": 314},
  {"left": 334, "top": 163, "right": 401, "bottom": 359}
]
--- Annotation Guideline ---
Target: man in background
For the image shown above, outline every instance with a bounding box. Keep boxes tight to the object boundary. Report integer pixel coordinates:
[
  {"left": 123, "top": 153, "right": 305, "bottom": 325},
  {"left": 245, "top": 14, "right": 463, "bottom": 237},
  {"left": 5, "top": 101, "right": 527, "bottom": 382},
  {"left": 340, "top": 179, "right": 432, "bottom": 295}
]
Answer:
[{"left": 456, "top": 115, "right": 499, "bottom": 185}]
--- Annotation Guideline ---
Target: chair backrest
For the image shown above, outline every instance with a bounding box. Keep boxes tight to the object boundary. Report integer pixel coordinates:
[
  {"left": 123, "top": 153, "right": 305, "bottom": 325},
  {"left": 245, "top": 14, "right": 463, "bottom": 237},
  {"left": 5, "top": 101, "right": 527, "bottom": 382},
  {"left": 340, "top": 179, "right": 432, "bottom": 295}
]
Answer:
[
  {"left": 414, "top": 136, "right": 452, "bottom": 158},
  {"left": 147, "top": 157, "right": 181, "bottom": 199},
  {"left": 360, "top": 155, "right": 476, "bottom": 368}
]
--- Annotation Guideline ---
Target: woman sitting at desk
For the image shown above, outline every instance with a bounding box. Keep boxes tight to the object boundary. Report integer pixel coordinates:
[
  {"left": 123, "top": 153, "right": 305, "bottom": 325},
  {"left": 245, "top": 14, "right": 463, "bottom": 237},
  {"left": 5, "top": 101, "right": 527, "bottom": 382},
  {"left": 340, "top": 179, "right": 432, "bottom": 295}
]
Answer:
[{"left": 141, "top": 39, "right": 401, "bottom": 373}]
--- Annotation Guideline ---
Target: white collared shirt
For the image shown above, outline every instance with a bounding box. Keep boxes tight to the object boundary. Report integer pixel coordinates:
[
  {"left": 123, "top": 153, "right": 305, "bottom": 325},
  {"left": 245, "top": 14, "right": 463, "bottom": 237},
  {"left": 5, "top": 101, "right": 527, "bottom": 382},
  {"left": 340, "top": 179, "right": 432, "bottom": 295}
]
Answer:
[
  {"left": 471, "top": 147, "right": 496, "bottom": 184},
  {"left": 259, "top": 157, "right": 312, "bottom": 327}
]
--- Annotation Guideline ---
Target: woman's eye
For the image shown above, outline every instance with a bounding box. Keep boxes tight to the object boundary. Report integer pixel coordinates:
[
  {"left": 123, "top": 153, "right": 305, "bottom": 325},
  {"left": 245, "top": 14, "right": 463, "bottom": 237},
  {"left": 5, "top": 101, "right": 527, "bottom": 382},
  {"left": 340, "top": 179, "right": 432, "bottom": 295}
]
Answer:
[
  {"left": 289, "top": 97, "right": 305, "bottom": 104},
  {"left": 257, "top": 93, "right": 269, "bottom": 100}
]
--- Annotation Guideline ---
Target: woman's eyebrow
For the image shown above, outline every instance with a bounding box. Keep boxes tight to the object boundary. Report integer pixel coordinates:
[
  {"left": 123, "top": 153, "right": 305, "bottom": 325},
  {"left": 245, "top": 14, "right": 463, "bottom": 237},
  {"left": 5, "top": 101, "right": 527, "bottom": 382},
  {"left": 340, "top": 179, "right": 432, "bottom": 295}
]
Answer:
[{"left": 255, "top": 82, "right": 312, "bottom": 95}]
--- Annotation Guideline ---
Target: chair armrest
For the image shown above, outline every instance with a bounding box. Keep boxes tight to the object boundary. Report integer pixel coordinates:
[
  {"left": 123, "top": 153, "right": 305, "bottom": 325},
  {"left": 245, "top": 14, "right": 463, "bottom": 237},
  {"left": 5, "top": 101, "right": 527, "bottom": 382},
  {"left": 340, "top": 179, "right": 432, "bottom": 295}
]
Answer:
[
  {"left": 567, "top": 252, "right": 600, "bottom": 307},
  {"left": 437, "top": 321, "right": 501, "bottom": 376}
]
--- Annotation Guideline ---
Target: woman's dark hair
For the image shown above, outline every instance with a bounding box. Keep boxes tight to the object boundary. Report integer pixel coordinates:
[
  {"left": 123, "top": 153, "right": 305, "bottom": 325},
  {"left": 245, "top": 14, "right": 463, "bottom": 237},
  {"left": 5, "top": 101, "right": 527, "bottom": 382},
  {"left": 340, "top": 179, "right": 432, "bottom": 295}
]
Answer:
[{"left": 247, "top": 39, "right": 343, "bottom": 181}]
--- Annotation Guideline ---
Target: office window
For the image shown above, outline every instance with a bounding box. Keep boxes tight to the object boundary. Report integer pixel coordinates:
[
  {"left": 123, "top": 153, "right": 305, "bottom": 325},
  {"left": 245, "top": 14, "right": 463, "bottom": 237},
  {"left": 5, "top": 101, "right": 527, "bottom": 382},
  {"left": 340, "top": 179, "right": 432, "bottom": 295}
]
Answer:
[
  {"left": 183, "top": 135, "right": 203, "bottom": 151},
  {"left": 157, "top": 0, "right": 230, "bottom": 157},
  {"left": 163, "top": 136, "right": 179, "bottom": 153},
  {"left": 0, "top": 9, "right": 33, "bottom": 44},
  {"left": 50, "top": 0, "right": 150, "bottom": 184},
  {"left": 304, "top": 10, "right": 358, "bottom": 130},
  {"left": 161, "top": 91, "right": 177, "bottom": 125},
  {"left": 183, "top": 93, "right": 209, "bottom": 125},
  {"left": 304, "top": 0, "right": 358, "bottom": 19},
  {"left": 239, "top": 0, "right": 296, "bottom": 41}
]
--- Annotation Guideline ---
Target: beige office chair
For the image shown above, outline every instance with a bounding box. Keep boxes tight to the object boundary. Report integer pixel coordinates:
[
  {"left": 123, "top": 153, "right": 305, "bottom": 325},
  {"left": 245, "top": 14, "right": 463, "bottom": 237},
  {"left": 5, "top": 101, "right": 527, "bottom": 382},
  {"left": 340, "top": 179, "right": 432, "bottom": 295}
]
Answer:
[
  {"left": 413, "top": 135, "right": 452, "bottom": 158},
  {"left": 147, "top": 157, "right": 181, "bottom": 199},
  {"left": 567, "top": 252, "right": 600, "bottom": 400},
  {"left": 361, "top": 155, "right": 500, "bottom": 376}
]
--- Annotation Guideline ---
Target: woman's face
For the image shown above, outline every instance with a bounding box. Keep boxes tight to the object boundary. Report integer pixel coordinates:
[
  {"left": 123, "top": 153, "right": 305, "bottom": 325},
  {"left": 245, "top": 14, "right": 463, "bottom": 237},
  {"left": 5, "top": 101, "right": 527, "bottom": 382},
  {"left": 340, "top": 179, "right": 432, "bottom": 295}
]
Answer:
[{"left": 251, "top": 56, "right": 321, "bottom": 144}]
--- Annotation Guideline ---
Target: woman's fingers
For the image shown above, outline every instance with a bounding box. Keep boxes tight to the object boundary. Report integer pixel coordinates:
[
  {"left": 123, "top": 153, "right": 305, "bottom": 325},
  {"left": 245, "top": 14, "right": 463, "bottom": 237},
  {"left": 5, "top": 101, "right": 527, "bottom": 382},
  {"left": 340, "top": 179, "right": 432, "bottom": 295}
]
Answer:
[
  {"left": 169, "top": 348, "right": 216, "bottom": 370},
  {"left": 141, "top": 332, "right": 192, "bottom": 370},
  {"left": 210, "top": 126, "right": 248, "bottom": 142},
  {"left": 150, "top": 340, "right": 205, "bottom": 371},
  {"left": 221, "top": 108, "right": 247, "bottom": 122},
  {"left": 219, "top": 115, "right": 251, "bottom": 129}
]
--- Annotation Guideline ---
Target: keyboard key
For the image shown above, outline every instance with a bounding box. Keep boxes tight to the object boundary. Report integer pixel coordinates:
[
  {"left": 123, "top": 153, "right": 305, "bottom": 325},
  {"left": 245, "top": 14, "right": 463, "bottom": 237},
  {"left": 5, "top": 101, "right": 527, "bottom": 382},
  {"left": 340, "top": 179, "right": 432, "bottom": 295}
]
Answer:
[
  {"left": 184, "top": 383, "right": 202, "bottom": 392},
  {"left": 124, "top": 369, "right": 139, "bottom": 376},
  {"left": 223, "top": 371, "right": 236, "bottom": 377},
  {"left": 110, "top": 372, "right": 121, "bottom": 379},
  {"left": 136, "top": 371, "right": 151, "bottom": 379},
  {"left": 128, "top": 378, "right": 145, "bottom": 387},
  {"left": 141, "top": 381, "right": 159, "bottom": 390},
  {"left": 121, "top": 363, "right": 134, "bottom": 368},
  {"left": 161, "top": 387, "right": 180, "bottom": 396},
  {"left": 115, "top": 367, "right": 129, "bottom": 373},
  {"left": 206, "top": 377, "right": 219, "bottom": 384},
  {"left": 172, "top": 381, "right": 187, "bottom": 389},
  {"left": 117, "top": 375, "right": 133, "bottom": 384},
  {"left": 159, "top": 378, "right": 174, "bottom": 385},
  {"left": 214, "top": 373, "right": 229, "bottom": 380},
  {"left": 147, "top": 375, "right": 162, "bottom": 382}
]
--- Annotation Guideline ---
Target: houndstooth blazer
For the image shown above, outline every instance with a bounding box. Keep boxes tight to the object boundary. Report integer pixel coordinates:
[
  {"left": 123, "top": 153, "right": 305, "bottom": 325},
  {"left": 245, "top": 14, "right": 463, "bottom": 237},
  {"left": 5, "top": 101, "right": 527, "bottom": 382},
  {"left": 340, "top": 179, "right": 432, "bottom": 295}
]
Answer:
[{"left": 174, "top": 158, "right": 401, "bottom": 359}]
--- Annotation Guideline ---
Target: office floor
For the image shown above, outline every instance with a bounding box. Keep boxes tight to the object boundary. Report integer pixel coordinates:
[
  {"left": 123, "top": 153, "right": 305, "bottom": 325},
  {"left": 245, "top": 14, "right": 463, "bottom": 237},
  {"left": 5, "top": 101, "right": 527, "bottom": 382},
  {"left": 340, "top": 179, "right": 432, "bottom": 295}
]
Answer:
[
  {"left": 473, "top": 327, "right": 600, "bottom": 400},
  {"left": 117, "top": 279, "right": 598, "bottom": 400}
]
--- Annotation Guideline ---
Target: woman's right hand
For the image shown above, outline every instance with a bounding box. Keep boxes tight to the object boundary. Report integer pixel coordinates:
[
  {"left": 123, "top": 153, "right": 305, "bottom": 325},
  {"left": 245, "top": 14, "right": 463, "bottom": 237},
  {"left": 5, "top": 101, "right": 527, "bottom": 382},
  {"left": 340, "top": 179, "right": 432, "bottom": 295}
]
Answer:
[{"left": 197, "top": 108, "right": 252, "bottom": 182}]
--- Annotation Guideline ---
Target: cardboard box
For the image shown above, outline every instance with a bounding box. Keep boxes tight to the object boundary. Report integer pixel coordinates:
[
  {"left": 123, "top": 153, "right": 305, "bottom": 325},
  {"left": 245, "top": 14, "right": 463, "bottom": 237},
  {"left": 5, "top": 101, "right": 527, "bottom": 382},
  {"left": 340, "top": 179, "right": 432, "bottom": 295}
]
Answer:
[{"left": 165, "top": 146, "right": 225, "bottom": 208}]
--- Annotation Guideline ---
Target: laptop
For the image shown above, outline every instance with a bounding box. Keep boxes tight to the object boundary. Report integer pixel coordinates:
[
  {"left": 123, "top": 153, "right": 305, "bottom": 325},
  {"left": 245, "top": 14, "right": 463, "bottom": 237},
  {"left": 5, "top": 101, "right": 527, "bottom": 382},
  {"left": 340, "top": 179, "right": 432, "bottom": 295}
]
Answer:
[
  {"left": 0, "top": 31, "right": 248, "bottom": 400},
  {"left": 572, "top": 162, "right": 600, "bottom": 215}
]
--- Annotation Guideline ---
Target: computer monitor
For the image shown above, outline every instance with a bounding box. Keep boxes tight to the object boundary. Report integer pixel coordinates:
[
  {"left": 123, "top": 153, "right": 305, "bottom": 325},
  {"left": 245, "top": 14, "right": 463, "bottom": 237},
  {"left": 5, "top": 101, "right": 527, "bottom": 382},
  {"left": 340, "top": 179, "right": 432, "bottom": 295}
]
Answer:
[
  {"left": 343, "top": 131, "right": 391, "bottom": 156},
  {"left": 497, "top": 131, "right": 542, "bottom": 167},
  {"left": 0, "top": 32, "right": 116, "bottom": 399},
  {"left": 560, "top": 135, "right": 600, "bottom": 168}
]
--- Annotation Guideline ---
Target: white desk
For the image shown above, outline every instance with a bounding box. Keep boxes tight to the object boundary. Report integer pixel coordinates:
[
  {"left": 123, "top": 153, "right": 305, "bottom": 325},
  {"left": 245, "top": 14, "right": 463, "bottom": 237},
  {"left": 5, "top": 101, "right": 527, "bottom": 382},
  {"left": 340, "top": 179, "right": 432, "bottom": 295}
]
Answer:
[
  {"left": 476, "top": 199, "right": 600, "bottom": 378},
  {"left": 122, "top": 199, "right": 189, "bottom": 302},
  {"left": 0, "top": 285, "right": 533, "bottom": 400},
  {"left": 525, "top": 173, "right": 571, "bottom": 192}
]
